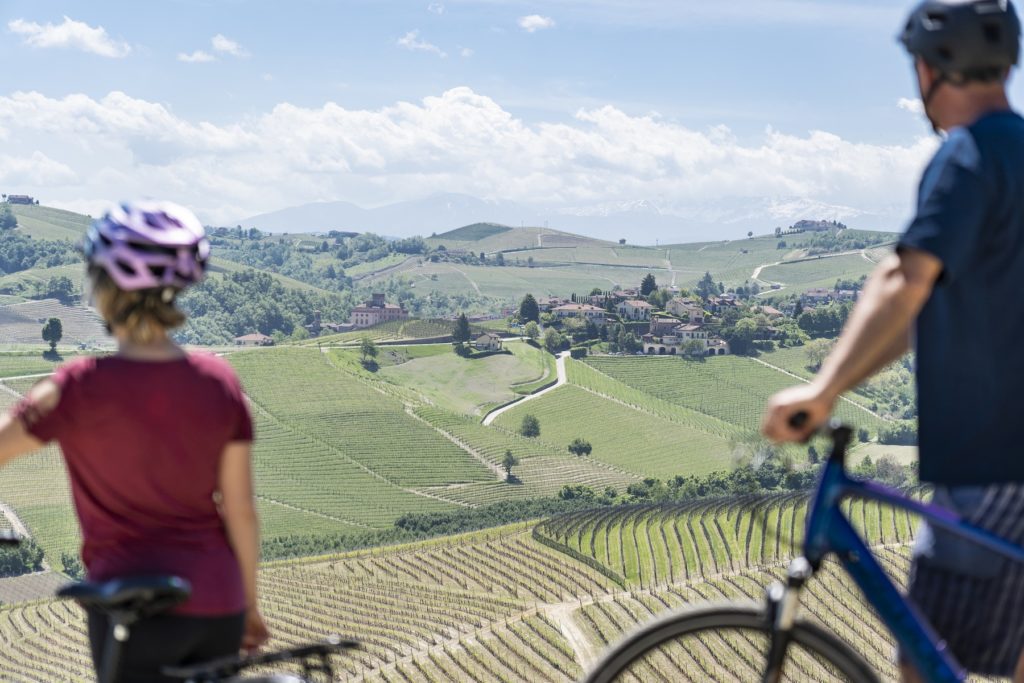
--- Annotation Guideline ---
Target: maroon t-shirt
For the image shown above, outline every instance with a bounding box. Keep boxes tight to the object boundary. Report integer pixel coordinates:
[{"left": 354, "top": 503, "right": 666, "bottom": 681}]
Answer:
[{"left": 13, "top": 353, "right": 253, "bottom": 616}]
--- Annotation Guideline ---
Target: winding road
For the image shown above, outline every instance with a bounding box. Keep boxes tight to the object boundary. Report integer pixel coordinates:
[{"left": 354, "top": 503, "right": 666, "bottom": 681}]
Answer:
[{"left": 482, "top": 351, "right": 568, "bottom": 426}]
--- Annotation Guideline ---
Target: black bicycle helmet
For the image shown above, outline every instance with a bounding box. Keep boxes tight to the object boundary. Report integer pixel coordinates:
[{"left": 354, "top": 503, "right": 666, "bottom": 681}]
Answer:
[{"left": 900, "top": 0, "right": 1021, "bottom": 81}]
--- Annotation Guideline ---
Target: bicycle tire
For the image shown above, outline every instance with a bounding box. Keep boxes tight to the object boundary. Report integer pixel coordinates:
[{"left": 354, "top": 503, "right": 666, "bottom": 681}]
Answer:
[{"left": 582, "top": 603, "right": 880, "bottom": 683}]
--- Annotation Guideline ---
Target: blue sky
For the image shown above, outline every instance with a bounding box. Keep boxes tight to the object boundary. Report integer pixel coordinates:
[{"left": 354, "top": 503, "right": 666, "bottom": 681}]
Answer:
[{"left": 1, "top": 0, "right": 1020, "bottom": 228}]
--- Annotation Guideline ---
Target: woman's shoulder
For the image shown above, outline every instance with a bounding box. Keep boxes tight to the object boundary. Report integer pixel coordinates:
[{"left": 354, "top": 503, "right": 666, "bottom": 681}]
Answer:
[{"left": 185, "top": 352, "right": 243, "bottom": 385}]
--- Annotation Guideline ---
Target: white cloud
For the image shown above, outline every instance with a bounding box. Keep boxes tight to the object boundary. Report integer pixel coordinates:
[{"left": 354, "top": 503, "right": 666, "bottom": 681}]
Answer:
[
  {"left": 178, "top": 50, "right": 215, "bottom": 63},
  {"left": 212, "top": 34, "right": 249, "bottom": 57},
  {"left": 7, "top": 16, "right": 131, "bottom": 58},
  {"left": 518, "top": 15, "right": 556, "bottom": 32},
  {"left": 460, "top": 47, "right": 474, "bottom": 58},
  {"left": 397, "top": 30, "right": 447, "bottom": 58},
  {"left": 427, "top": 3, "right": 445, "bottom": 15},
  {"left": 897, "top": 98, "right": 924, "bottom": 115},
  {"left": 0, "top": 87, "right": 935, "bottom": 226},
  {"left": 0, "top": 151, "right": 78, "bottom": 185}
]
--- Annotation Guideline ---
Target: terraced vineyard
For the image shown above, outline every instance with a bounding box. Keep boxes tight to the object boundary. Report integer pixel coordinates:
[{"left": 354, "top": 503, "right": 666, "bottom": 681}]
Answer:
[{"left": 0, "top": 494, "right": 956, "bottom": 682}]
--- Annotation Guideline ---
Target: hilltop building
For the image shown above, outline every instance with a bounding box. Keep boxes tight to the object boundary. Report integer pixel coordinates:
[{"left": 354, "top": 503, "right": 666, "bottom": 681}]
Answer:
[
  {"left": 234, "top": 332, "right": 274, "bottom": 347},
  {"left": 305, "top": 310, "right": 352, "bottom": 336},
  {"left": 5, "top": 195, "right": 34, "bottom": 205},
  {"left": 349, "top": 293, "right": 409, "bottom": 328},
  {"left": 474, "top": 333, "right": 504, "bottom": 351}
]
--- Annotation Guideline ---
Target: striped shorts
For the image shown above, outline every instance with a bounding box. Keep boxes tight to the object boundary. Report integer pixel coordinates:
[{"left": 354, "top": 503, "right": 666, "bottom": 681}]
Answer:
[{"left": 908, "top": 484, "right": 1024, "bottom": 676}]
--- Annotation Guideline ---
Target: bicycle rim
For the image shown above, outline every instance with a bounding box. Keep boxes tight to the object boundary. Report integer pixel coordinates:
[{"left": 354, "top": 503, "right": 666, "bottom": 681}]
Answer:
[{"left": 582, "top": 603, "right": 880, "bottom": 683}]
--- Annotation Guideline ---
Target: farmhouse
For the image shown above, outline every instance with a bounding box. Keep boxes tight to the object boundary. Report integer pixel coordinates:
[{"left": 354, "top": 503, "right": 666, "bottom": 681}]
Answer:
[
  {"left": 706, "top": 295, "right": 739, "bottom": 314},
  {"left": 666, "top": 297, "right": 705, "bottom": 323},
  {"left": 5, "top": 195, "right": 34, "bottom": 205},
  {"left": 349, "top": 293, "right": 409, "bottom": 328},
  {"left": 474, "top": 333, "right": 504, "bottom": 351},
  {"left": 552, "top": 303, "right": 607, "bottom": 325},
  {"left": 235, "top": 332, "right": 274, "bottom": 347},
  {"left": 537, "top": 296, "right": 569, "bottom": 312},
  {"left": 617, "top": 299, "right": 653, "bottom": 321},
  {"left": 649, "top": 314, "right": 682, "bottom": 336}
]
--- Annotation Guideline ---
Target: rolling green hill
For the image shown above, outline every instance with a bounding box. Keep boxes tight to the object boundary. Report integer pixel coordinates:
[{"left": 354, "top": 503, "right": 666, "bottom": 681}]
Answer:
[{"left": 9, "top": 204, "right": 91, "bottom": 241}]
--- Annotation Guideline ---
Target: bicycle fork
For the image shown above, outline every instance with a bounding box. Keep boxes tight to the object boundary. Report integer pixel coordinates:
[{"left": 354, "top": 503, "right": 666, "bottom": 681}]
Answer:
[{"left": 762, "top": 557, "right": 814, "bottom": 683}]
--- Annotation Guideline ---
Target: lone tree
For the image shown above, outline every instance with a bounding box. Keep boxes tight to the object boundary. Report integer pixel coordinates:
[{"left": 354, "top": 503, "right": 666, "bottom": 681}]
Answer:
[
  {"left": 640, "top": 273, "right": 657, "bottom": 296},
  {"left": 41, "top": 318, "right": 62, "bottom": 353},
  {"left": 453, "top": 313, "right": 472, "bottom": 343},
  {"left": 359, "top": 336, "right": 378, "bottom": 364},
  {"left": 523, "top": 321, "right": 540, "bottom": 342},
  {"left": 519, "top": 293, "right": 540, "bottom": 323},
  {"left": 502, "top": 450, "right": 519, "bottom": 480},
  {"left": 520, "top": 414, "right": 540, "bottom": 438},
  {"left": 567, "top": 438, "right": 592, "bottom": 457}
]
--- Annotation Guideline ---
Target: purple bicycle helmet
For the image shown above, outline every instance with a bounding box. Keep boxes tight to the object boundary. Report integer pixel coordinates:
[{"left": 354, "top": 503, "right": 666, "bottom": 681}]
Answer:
[{"left": 85, "top": 201, "right": 210, "bottom": 291}]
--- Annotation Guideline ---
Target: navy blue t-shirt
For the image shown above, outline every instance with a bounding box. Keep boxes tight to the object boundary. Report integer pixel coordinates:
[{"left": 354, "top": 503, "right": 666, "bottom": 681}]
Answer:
[{"left": 898, "top": 110, "right": 1024, "bottom": 485}]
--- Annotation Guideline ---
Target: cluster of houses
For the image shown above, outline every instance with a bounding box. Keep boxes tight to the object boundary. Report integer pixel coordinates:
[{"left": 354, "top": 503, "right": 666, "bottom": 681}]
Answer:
[{"left": 538, "top": 290, "right": 741, "bottom": 357}]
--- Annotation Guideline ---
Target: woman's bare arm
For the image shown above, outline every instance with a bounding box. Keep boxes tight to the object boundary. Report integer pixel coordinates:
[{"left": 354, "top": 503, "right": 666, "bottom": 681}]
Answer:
[
  {"left": 218, "top": 440, "right": 269, "bottom": 649},
  {"left": 0, "top": 380, "right": 56, "bottom": 467}
]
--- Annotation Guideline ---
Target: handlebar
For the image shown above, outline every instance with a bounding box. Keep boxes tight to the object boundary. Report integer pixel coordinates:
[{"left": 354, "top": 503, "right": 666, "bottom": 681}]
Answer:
[
  {"left": 161, "top": 635, "right": 360, "bottom": 681},
  {"left": 789, "top": 411, "right": 854, "bottom": 467}
]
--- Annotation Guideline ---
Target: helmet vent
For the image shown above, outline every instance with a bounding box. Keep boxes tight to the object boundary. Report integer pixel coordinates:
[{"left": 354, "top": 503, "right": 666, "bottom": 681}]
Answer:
[
  {"left": 924, "top": 12, "right": 947, "bottom": 30},
  {"left": 937, "top": 45, "right": 955, "bottom": 61},
  {"left": 116, "top": 259, "right": 137, "bottom": 277}
]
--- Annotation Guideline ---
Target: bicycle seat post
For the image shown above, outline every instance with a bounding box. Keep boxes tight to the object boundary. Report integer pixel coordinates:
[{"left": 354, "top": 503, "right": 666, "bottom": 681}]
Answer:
[{"left": 98, "top": 611, "right": 138, "bottom": 683}]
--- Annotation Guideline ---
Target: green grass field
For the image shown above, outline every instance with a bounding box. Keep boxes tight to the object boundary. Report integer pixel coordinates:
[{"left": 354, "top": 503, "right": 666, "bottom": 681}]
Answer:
[
  {"left": 374, "top": 341, "right": 551, "bottom": 415},
  {"left": 9, "top": 204, "right": 91, "bottom": 241}
]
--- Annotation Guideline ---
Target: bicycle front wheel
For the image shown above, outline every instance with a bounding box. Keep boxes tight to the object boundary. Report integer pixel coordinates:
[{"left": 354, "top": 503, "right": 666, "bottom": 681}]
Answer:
[{"left": 582, "top": 603, "right": 879, "bottom": 683}]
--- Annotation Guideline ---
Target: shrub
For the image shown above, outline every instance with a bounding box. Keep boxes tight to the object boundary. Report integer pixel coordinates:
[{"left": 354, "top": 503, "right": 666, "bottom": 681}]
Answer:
[{"left": 520, "top": 414, "right": 540, "bottom": 438}]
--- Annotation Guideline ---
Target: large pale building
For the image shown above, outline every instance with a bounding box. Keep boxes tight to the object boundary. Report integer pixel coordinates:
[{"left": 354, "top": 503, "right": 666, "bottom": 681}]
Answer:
[{"left": 349, "top": 293, "right": 409, "bottom": 328}]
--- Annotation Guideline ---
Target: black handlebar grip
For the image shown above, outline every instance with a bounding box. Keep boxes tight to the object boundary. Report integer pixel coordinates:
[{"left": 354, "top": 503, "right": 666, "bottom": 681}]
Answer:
[{"left": 789, "top": 411, "right": 809, "bottom": 430}]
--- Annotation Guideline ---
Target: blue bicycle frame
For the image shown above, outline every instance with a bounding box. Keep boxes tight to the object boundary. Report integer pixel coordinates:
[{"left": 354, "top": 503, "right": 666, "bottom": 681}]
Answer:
[{"left": 803, "top": 425, "right": 1024, "bottom": 682}]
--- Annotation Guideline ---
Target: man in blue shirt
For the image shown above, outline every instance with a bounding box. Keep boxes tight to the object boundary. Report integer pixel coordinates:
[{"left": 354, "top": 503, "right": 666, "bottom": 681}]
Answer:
[{"left": 763, "top": 1, "right": 1024, "bottom": 679}]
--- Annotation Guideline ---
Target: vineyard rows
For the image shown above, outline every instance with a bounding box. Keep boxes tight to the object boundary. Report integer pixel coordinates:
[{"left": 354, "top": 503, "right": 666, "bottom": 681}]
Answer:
[
  {"left": 584, "top": 356, "right": 889, "bottom": 436},
  {"left": 0, "top": 492, "right": 979, "bottom": 682},
  {"left": 230, "top": 349, "right": 492, "bottom": 488},
  {"left": 536, "top": 492, "right": 925, "bottom": 587}
]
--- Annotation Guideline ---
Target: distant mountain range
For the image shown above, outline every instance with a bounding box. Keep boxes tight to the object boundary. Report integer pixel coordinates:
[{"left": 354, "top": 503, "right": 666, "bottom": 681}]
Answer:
[{"left": 239, "top": 193, "right": 905, "bottom": 243}]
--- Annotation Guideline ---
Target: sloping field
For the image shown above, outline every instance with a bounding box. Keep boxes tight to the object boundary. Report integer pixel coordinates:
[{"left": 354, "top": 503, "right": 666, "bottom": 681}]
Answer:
[
  {"left": 9, "top": 204, "right": 91, "bottom": 241},
  {"left": 0, "top": 353, "right": 66, "bottom": 379},
  {"left": 377, "top": 342, "right": 551, "bottom": 415},
  {"left": 413, "top": 407, "right": 639, "bottom": 505},
  {"left": 758, "top": 253, "right": 877, "bottom": 290},
  {"left": 0, "top": 496, "right": 935, "bottom": 682},
  {"left": 433, "top": 223, "right": 513, "bottom": 242},
  {"left": 229, "top": 348, "right": 493, "bottom": 488},
  {"left": 428, "top": 226, "right": 608, "bottom": 253},
  {"left": 493, "top": 385, "right": 736, "bottom": 479},
  {"left": 0, "top": 300, "right": 109, "bottom": 348},
  {"left": 583, "top": 356, "right": 889, "bottom": 436}
]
